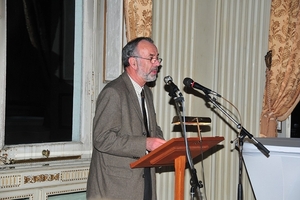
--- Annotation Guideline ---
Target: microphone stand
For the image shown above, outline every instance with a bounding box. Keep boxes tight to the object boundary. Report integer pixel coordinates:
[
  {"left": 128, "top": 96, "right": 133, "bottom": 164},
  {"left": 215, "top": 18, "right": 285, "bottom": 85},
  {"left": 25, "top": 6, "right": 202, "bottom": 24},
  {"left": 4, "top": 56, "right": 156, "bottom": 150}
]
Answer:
[
  {"left": 201, "top": 90, "right": 270, "bottom": 200},
  {"left": 168, "top": 88, "right": 203, "bottom": 200}
]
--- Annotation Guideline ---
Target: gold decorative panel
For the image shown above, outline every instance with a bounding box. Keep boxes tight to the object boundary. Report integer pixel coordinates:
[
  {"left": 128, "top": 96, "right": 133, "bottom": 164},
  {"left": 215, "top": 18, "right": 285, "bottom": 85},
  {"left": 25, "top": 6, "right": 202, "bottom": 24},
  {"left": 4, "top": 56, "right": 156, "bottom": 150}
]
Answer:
[{"left": 24, "top": 173, "right": 60, "bottom": 184}]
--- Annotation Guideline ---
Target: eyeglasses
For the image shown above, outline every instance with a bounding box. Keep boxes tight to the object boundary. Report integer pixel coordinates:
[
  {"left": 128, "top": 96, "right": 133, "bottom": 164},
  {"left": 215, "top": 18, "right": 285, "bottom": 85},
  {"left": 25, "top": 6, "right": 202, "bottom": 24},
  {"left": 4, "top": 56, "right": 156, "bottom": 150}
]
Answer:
[{"left": 131, "top": 56, "right": 163, "bottom": 64}]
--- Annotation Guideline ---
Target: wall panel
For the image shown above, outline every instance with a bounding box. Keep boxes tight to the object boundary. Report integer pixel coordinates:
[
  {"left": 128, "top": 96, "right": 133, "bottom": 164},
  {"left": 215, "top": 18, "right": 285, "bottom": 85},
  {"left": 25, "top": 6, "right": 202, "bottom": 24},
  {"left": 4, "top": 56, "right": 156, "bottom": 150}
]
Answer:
[{"left": 152, "top": 0, "right": 271, "bottom": 199}]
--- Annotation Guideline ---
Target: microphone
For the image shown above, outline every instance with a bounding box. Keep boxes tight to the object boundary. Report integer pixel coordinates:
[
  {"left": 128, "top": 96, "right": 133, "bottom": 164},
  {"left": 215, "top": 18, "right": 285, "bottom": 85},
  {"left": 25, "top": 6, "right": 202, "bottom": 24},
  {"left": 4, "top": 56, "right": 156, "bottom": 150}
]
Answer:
[
  {"left": 164, "top": 76, "right": 183, "bottom": 97},
  {"left": 183, "top": 77, "right": 221, "bottom": 97}
]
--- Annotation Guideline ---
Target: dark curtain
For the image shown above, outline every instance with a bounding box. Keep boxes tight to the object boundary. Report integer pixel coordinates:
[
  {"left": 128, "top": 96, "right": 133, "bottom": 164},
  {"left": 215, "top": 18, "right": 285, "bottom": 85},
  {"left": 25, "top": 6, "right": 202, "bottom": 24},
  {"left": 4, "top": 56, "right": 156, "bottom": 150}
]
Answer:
[
  {"left": 5, "top": 0, "right": 74, "bottom": 144},
  {"left": 22, "top": 0, "right": 62, "bottom": 131},
  {"left": 23, "top": 0, "right": 51, "bottom": 88}
]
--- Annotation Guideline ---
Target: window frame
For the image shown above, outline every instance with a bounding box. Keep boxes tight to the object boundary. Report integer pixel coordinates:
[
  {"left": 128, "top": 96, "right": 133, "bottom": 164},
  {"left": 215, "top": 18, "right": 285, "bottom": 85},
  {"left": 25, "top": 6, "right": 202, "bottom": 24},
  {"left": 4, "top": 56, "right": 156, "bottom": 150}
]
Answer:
[
  {"left": 0, "top": 0, "right": 124, "bottom": 167},
  {"left": 0, "top": 0, "right": 92, "bottom": 166}
]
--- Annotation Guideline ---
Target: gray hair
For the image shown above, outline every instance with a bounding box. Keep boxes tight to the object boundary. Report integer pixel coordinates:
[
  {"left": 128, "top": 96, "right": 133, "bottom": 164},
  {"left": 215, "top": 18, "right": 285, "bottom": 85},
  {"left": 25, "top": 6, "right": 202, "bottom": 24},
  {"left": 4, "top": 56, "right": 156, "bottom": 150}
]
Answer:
[{"left": 122, "top": 37, "right": 154, "bottom": 68}]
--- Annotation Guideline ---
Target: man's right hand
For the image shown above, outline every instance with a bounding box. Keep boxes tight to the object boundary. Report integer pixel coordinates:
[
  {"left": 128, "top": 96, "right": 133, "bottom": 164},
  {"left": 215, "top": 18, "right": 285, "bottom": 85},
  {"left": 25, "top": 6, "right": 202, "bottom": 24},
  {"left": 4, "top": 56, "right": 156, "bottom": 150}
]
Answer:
[{"left": 146, "top": 138, "right": 166, "bottom": 152}]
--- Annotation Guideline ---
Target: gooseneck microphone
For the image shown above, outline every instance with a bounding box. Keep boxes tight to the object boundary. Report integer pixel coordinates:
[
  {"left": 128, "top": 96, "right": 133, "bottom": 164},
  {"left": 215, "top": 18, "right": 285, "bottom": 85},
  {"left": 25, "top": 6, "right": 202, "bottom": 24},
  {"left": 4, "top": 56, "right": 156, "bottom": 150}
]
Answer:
[
  {"left": 183, "top": 77, "right": 221, "bottom": 97},
  {"left": 164, "top": 76, "right": 183, "bottom": 97}
]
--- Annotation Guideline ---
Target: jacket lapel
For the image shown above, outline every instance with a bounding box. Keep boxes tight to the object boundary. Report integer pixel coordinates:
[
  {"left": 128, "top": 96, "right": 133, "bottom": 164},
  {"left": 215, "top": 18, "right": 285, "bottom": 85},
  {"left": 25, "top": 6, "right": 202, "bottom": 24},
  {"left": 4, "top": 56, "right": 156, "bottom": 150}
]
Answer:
[{"left": 121, "top": 73, "right": 144, "bottom": 123}]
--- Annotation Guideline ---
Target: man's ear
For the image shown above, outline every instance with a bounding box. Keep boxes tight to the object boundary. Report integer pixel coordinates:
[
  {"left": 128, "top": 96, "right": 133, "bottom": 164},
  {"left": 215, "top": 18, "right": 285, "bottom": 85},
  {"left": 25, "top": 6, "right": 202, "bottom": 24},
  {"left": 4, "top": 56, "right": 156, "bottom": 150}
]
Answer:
[{"left": 128, "top": 57, "right": 137, "bottom": 69}]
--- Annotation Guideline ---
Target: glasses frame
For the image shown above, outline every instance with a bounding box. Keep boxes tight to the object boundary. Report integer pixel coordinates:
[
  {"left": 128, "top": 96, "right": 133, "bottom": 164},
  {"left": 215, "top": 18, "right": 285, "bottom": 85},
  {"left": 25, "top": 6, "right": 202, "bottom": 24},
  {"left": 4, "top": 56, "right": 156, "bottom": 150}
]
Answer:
[{"left": 131, "top": 56, "right": 163, "bottom": 64}]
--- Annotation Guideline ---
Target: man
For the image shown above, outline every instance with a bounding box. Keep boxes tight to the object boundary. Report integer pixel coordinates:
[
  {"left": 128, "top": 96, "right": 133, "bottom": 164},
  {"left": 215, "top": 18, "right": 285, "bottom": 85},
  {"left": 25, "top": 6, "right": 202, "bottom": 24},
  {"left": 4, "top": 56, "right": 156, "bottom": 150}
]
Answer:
[{"left": 87, "top": 37, "right": 166, "bottom": 200}]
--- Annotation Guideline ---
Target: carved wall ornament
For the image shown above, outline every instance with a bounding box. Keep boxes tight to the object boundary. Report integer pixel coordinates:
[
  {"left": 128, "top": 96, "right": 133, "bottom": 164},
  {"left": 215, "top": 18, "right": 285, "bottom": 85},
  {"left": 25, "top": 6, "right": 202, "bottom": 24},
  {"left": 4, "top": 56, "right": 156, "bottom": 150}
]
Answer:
[{"left": 24, "top": 173, "right": 60, "bottom": 184}]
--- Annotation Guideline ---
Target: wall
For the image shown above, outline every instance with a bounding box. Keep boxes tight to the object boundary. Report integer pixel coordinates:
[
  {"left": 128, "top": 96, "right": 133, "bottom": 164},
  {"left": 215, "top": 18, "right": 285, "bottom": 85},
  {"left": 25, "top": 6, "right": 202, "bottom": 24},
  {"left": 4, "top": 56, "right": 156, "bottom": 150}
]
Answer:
[
  {"left": 151, "top": 0, "right": 271, "bottom": 199},
  {"left": 0, "top": 0, "right": 272, "bottom": 199}
]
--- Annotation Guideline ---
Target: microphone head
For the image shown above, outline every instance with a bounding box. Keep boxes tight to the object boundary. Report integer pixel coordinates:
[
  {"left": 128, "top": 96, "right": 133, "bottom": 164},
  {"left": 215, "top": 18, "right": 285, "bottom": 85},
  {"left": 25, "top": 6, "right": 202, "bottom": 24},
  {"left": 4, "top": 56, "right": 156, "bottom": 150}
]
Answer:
[
  {"left": 183, "top": 77, "right": 193, "bottom": 87},
  {"left": 164, "top": 75, "right": 173, "bottom": 84}
]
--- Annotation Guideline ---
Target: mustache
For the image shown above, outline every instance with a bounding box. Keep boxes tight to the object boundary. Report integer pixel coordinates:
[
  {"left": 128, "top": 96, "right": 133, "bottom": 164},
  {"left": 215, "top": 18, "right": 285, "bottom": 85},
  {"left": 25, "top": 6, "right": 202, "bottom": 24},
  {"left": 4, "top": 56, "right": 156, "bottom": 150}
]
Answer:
[{"left": 146, "top": 66, "right": 160, "bottom": 75}]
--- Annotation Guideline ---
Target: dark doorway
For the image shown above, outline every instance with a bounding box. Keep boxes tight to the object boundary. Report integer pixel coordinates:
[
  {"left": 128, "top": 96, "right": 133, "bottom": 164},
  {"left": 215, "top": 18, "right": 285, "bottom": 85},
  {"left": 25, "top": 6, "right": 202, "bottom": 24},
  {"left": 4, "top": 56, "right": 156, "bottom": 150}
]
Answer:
[
  {"left": 5, "top": 0, "right": 75, "bottom": 144},
  {"left": 291, "top": 103, "right": 300, "bottom": 138}
]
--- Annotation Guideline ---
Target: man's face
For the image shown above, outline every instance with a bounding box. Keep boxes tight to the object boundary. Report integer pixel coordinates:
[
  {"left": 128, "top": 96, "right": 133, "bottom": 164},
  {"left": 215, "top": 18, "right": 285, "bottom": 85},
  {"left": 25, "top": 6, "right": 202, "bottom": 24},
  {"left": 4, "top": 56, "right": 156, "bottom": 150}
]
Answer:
[{"left": 135, "top": 41, "right": 161, "bottom": 82}]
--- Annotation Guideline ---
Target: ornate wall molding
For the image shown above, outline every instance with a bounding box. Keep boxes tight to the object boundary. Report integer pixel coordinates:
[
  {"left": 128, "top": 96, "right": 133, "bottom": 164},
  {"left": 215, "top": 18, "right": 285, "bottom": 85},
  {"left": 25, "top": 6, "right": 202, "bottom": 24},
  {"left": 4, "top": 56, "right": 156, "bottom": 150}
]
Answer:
[
  {"left": 24, "top": 173, "right": 60, "bottom": 184},
  {"left": 0, "top": 164, "right": 89, "bottom": 199},
  {"left": 0, "top": 174, "right": 21, "bottom": 189},
  {"left": 61, "top": 169, "right": 89, "bottom": 182},
  {"left": 0, "top": 194, "right": 33, "bottom": 200},
  {"left": 45, "top": 188, "right": 86, "bottom": 200}
]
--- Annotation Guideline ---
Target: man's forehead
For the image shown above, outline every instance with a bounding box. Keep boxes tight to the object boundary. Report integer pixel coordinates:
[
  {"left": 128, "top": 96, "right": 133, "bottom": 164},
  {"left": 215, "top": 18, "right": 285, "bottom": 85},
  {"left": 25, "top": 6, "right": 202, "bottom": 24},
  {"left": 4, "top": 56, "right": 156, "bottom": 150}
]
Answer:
[{"left": 137, "top": 41, "right": 158, "bottom": 56}]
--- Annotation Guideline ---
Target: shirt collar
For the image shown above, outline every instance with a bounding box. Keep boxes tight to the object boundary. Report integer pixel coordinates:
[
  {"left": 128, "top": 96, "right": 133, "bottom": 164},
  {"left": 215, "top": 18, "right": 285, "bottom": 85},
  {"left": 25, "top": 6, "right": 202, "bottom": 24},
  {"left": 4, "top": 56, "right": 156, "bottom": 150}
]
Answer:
[{"left": 127, "top": 73, "right": 143, "bottom": 96}]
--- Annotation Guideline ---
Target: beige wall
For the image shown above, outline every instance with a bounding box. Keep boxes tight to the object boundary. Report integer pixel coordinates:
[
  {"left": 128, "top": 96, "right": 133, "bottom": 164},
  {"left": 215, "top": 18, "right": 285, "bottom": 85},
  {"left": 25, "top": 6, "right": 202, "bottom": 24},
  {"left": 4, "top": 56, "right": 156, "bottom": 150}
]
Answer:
[
  {"left": 151, "top": 0, "right": 271, "bottom": 199},
  {"left": 0, "top": 0, "right": 271, "bottom": 199}
]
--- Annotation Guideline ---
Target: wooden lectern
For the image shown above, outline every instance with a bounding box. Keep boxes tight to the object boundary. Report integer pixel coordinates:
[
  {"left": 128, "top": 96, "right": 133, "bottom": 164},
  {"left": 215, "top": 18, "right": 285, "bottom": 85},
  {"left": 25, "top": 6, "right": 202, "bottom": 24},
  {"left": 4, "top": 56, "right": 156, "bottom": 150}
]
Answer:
[{"left": 130, "top": 137, "right": 224, "bottom": 200}]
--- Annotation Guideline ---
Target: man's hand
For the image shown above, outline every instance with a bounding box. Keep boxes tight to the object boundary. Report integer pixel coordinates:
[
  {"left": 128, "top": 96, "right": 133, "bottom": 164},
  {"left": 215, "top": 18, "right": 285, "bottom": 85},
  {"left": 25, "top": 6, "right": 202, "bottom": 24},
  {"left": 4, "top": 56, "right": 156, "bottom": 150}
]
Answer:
[{"left": 146, "top": 138, "right": 166, "bottom": 152}]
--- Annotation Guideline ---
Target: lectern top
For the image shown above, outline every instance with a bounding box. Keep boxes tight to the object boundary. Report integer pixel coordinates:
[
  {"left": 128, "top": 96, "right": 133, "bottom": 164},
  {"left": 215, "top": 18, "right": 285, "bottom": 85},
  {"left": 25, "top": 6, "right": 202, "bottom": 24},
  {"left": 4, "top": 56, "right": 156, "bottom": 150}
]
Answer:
[{"left": 130, "top": 136, "right": 224, "bottom": 168}]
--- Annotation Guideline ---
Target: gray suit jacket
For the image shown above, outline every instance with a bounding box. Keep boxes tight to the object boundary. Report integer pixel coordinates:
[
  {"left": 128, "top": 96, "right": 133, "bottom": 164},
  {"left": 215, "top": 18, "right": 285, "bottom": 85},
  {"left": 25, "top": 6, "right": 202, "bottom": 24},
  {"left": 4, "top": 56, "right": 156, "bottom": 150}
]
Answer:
[{"left": 87, "top": 72, "right": 164, "bottom": 200}]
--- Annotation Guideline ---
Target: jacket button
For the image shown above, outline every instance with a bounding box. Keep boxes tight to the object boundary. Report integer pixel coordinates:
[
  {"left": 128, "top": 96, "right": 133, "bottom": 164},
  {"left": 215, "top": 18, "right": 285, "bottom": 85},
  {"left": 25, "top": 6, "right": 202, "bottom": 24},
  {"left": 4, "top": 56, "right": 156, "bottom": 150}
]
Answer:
[{"left": 142, "top": 132, "right": 147, "bottom": 136}]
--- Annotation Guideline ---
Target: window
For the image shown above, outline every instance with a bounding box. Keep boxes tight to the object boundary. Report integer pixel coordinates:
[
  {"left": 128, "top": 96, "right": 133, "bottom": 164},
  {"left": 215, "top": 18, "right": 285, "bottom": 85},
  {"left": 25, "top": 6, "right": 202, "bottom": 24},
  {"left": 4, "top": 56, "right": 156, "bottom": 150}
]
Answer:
[
  {"left": 0, "top": 0, "right": 92, "bottom": 165},
  {"left": 0, "top": 0, "right": 124, "bottom": 166},
  {"left": 5, "top": 0, "right": 75, "bottom": 145}
]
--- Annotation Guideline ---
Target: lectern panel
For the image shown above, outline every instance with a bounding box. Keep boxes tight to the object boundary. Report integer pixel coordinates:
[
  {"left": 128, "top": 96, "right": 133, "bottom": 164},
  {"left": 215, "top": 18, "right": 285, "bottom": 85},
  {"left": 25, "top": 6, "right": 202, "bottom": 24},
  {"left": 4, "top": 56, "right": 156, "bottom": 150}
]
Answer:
[{"left": 130, "top": 137, "right": 224, "bottom": 168}]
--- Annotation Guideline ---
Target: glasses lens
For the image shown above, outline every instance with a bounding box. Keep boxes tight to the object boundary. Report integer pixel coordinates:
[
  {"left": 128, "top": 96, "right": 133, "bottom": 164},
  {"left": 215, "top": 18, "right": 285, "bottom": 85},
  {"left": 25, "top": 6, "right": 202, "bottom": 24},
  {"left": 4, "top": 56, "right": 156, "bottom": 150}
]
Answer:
[{"left": 151, "top": 57, "right": 162, "bottom": 64}]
